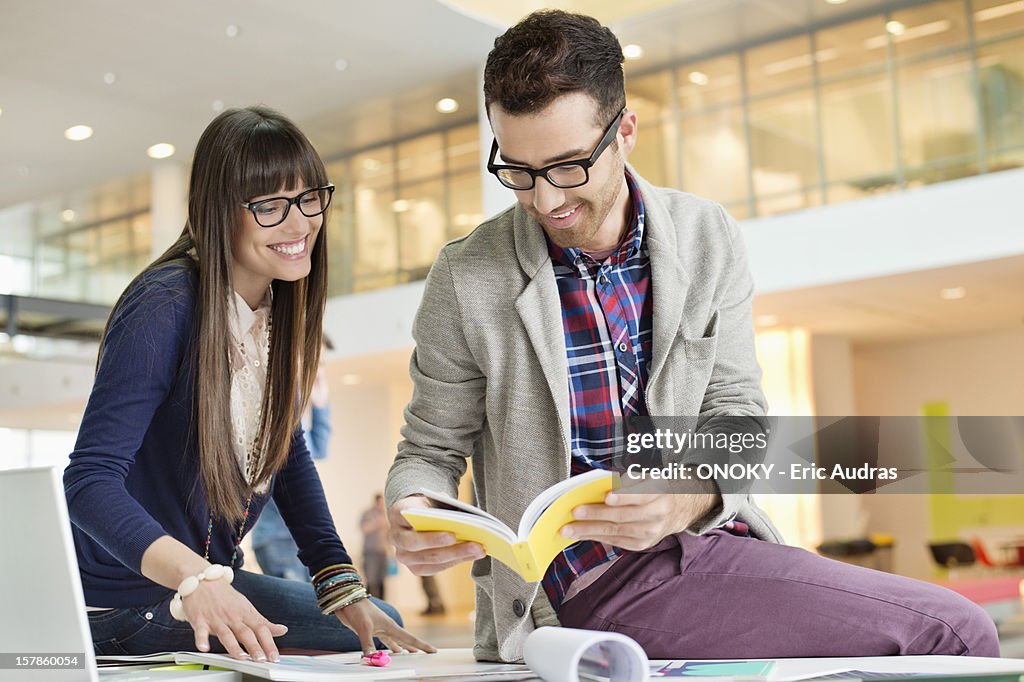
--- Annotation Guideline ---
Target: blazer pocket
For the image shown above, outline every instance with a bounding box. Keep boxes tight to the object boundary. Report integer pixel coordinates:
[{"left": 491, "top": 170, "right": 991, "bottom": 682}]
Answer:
[{"left": 681, "top": 310, "right": 720, "bottom": 362}]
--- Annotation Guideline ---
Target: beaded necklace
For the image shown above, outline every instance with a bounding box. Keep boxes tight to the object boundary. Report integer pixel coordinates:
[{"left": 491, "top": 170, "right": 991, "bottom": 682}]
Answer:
[{"left": 203, "top": 304, "right": 271, "bottom": 567}]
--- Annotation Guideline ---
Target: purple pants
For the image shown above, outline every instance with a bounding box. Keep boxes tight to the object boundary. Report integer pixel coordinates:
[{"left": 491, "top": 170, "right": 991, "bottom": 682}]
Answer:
[{"left": 558, "top": 530, "right": 1000, "bottom": 659}]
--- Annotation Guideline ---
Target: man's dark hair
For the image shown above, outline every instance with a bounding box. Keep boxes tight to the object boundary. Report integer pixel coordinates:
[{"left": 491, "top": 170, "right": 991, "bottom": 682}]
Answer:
[{"left": 483, "top": 9, "right": 625, "bottom": 126}]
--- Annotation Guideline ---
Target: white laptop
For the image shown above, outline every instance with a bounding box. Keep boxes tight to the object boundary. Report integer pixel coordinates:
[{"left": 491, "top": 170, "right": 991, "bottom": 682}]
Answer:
[{"left": 0, "top": 467, "right": 237, "bottom": 681}]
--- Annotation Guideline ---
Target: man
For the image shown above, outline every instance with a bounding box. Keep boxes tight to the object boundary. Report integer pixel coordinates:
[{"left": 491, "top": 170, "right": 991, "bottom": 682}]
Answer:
[
  {"left": 386, "top": 10, "right": 998, "bottom": 663},
  {"left": 359, "top": 493, "right": 390, "bottom": 599}
]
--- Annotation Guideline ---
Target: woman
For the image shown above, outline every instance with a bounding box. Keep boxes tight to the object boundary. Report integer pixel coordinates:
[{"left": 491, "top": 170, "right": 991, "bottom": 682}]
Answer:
[{"left": 64, "top": 106, "right": 432, "bottom": 662}]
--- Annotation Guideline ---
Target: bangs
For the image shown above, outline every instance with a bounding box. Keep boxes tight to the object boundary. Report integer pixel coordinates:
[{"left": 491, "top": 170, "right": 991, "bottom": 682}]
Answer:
[{"left": 235, "top": 120, "right": 327, "bottom": 200}]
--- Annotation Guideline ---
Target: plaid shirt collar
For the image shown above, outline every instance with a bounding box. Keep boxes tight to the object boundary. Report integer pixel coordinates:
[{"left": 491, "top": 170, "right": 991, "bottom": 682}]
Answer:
[{"left": 548, "top": 171, "right": 646, "bottom": 269}]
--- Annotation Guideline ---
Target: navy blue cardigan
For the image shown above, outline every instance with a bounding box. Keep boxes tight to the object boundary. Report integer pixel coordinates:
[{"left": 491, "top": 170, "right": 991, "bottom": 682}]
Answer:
[{"left": 64, "top": 261, "right": 352, "bottom": 608}]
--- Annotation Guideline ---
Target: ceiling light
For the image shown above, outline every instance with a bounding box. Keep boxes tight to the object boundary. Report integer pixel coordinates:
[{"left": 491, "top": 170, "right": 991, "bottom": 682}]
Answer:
[
  {"left": 0, "top": 107, "right": 3, "bottom": 117},
  {"left": 435, "top": 98, "right": 459, "bottom": 114},
  {"left": 64, "top": 125, "right": 93, "bottom": 141},
  {"left": 391, "top": 199, "right": 411, "bottom": 213},
  {"left": 976, "top": 0, "right": 1024, "bottom": 21},
  {"left": 865, "top": 19, "right": 950, "bottom": 49},
  {"left": 225, "top": 24, "right": 240, "bottom": 38},
  {"left": 103, "top": 72, "right": 117, "bottom": 85},
  {"left": 623, "top": 44, "right": 644, "bottom": 60},
  {"left": 886, "top": 20, "right": 906, "bottom": 35},
  {"left": 825, "top": 0, "right": 848, "bottom": 4},
  {"left": 762, "top": 49, "right": 840, "bottom": 78},
  {"left": 334, "top": 58, "right": 348, "bottom": 72},
  {"left": 940, "top": 287, "right": 966, "bottom": 300},
  {"left": 688, "top": 71, "right": 709, "bottom": 85},
  {"left": 211, "top": 99, "right": 225, "bottom": 112},
  {"left": 60, "top": 209, "right": 76, "bottom": 223},
  {"left": 757, "top": 314, "right": 779, "bottom": 327},
  {"left": 341, "top": 374, "right": 361, "bottom": 385},
  {"left": 147, "top": 143, "right": 175, "bottom": 159}
]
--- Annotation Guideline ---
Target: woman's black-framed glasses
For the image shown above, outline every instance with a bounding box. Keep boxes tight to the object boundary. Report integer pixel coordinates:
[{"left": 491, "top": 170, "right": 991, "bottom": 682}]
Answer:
[
  {"left": 486, "top": 108, "right": 625, "bottom": 191},
  {"left": 241, "top": 184, "right": 335, "bottom": 228}
]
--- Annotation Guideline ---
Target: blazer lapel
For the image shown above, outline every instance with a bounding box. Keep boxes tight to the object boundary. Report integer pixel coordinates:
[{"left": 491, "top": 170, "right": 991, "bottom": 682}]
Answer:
[
  {"left": 512, "top": 206, "right": 572, "bottom": 461},
  {"left": 636, "top": 174, "right": 690, "bottom": 401}
]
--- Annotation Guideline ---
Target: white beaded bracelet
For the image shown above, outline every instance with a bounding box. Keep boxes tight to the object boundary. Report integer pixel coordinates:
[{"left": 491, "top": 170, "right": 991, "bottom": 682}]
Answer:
[{"left": 169, "top": 564, "right": 235, "bottom": 622}]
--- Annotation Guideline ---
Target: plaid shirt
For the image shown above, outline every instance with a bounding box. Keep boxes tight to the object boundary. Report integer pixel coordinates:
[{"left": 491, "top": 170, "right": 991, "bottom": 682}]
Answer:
[{"left": 541, "top": 172, "right": 653, "bottom": 610}]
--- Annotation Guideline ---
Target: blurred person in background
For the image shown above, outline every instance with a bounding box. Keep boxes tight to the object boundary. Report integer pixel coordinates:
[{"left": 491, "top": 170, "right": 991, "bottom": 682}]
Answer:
[
  {"left": 252, "top": 335, "right": 335, "bottom": 582},
  {"left": 360, "top": 493, "right": 389, "bottom": 599}
]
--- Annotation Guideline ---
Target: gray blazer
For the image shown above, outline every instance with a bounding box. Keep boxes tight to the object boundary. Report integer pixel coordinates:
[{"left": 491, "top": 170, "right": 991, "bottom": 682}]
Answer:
[{"left": 386, "top": 169, "right": 782, "bottom": 662}]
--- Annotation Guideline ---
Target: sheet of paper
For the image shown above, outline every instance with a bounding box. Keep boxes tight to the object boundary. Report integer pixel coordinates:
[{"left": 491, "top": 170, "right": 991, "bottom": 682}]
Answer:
[
  {"left": 650, "top": 655, "right": 1024, "bottom": 682},
  {"left": 524, "top": 626, "right": 649, "bottom": 682}
]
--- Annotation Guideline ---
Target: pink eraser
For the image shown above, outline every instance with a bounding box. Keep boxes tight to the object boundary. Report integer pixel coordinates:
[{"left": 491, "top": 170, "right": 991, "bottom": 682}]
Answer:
[{"left": 362, "top": 651, "right": 392, "bottom": 667}]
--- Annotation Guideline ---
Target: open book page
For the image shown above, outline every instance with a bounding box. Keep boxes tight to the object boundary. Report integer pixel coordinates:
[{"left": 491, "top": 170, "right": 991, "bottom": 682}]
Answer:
[
  {"left": 416, "top": 489, "right": 507, "bottom": 529},
  {"left": 518, "top": 469, "right": 617, "bottom": 535},
  {"left": 516, "top": 470, "right": 618, "bottom": 580},
  {"left": 402, "top": 469, "right": 618, "bottom": 582},
  {"left": 95, "top": 652, "right": 177, "bottom": 667},
  {"left": 400, "top": 508, "right": 522, "bottom": 575},
  {"left": 174, "top": 652, "right": 414, "bottom": 681}
]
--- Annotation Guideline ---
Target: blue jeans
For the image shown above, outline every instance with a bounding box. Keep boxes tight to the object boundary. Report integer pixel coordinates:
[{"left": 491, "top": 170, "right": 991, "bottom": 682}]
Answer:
[
  {"left": 253, "top": 540, "right": 309, "bottom": 583},
  {"left": 88, "top": 569, "right": 403, "bottom": 655},
  {"left": 251, "top": 500, "right": 309, "bottom": 582}
]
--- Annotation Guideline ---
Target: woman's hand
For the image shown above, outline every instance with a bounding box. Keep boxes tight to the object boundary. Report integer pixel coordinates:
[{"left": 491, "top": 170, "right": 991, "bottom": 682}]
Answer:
[
  {"left": 334, "top": 597, "right": 437, "bottom": 655},
  {"left": 183, "top": 579, "right": 288, "bottom": 662}
]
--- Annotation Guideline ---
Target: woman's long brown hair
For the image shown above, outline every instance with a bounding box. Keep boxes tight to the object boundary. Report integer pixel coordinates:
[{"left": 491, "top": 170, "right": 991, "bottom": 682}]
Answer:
[{"left": 97, "top": 106, "right": 328, "bottom": 523}]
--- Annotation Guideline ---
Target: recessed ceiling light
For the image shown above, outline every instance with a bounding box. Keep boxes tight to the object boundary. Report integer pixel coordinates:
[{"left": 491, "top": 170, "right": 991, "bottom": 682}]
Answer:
[
  {"left": 391, "top": 199, "right": 411, "bottom": 213},
  {"left": 334, "top": 58, "right": 349, "bottom": 72},
  {"left": 623, "top": 44, "right": 644, "bottom": 60},
  {"left": 975, "top": 0, "right": 1024, "bottom": 22},
  {"left": 757, "top": 314, "right": 779, "bottom": 327},
  {"left": 886, "top": 20, "right": 906, "bottom": 35},
  {"left": 940, "top": 286, "right": 966, "bottom": 300},
  {"left": 65, "top": 125, "right": 93, "bottom": 141},
  {"left": 211, "top": 99, "right": 225, "bottom": 112},
  {"left": 435, "top": 98, "right": 459, "bottom": 114},
  {"left": 341, "top": 374, "right": 361, "bottom": 385},
  {"left": 103, "top": 72, "right": 117, "bottom": 85},
  {"left": 147, "top": 143, "right": 176, "bottom": 159},
  {"left": 60, "top": 209, "right": 76, "bottom": 223},
  {"left": 688, "top": 71, "right": 710, "bottom": 85},
  {"left": 225, "top": 24, "right": 240, "bottom": 38},
  {"left": 0, "top": 107, "right": 5, "bottom": 117},
  {"left": 825, "top": 0, "right": 848, "bottom": 5}
]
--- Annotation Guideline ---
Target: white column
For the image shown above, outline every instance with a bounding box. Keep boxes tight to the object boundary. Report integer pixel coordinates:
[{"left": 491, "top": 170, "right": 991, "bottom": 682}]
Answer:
[
  {"left": 478, "top": 67, "right": 517, "bottom": 219},
  {"left": 810, "top": 335, "right": 869, "bottom": 542},
  {"left": 150, "top": 162, "right": 186, "bottom": 260}
]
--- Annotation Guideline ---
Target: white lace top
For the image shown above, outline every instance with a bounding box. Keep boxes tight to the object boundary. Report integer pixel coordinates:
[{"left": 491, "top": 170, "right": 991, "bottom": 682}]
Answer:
[{"left": 228, "top": 289, "right": 272, "bottom": 494}]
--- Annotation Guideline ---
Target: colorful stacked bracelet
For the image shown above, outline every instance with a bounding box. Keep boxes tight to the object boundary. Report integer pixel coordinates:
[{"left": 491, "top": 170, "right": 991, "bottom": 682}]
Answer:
[{"left": 312, "top": 563, "right": 368, "bottom": 615}]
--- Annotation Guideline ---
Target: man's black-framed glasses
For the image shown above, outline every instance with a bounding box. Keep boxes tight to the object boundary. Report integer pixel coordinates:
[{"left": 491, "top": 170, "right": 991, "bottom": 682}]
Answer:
[
  {"left": 241, "top": 184, "right": 335, "bottom": 228},
  {"left": 487, "top": 108, "right": 625, "bottom": 191}
]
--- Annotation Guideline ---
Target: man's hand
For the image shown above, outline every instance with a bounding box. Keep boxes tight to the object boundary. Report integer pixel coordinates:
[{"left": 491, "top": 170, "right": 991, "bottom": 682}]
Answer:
[
  {"left": 387, "top": 495, "right": 485, "bottom": 575},
  {"left": 560, "top": 482, "right": 720, "bottom": 551}
]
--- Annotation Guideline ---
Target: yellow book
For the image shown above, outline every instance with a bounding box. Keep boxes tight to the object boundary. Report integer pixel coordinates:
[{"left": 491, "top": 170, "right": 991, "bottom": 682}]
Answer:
[{"left": 401, "top": 469, "right": 619, "bottom": 582}]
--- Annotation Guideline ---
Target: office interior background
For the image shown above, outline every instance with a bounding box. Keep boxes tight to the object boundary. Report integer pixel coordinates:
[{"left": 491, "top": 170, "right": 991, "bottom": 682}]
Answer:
[{"left": 1, "top": 0, "right": 1022, "bottom": 630}]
